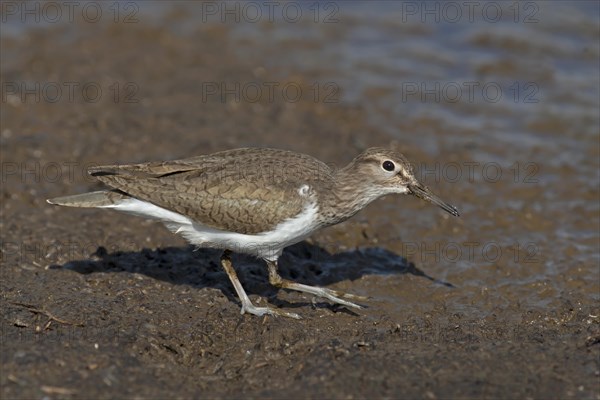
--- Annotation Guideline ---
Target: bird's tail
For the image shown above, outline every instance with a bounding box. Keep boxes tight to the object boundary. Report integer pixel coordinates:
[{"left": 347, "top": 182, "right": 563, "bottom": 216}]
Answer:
[{"left": 47, "top": 190, "right": 129, "bottom": 208}]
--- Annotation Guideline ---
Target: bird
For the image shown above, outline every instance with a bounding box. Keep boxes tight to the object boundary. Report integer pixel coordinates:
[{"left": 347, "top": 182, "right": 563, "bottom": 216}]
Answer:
[{"left": 47, "top": 147, "right": 460, "bottom": 319}]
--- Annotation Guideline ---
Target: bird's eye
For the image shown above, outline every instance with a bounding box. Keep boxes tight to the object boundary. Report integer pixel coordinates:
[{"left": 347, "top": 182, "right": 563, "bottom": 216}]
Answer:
[{"left": 382, "top": 160, "right": 395, "bottom": 171}]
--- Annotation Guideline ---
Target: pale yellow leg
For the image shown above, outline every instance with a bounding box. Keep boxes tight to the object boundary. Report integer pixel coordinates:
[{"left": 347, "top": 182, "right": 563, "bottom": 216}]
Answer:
[
  {"left": 267, "top": 260, "right": 367, "bottom": 309},
  {"left": 220, "top": 251, "right": 301, "bottom": 319}
]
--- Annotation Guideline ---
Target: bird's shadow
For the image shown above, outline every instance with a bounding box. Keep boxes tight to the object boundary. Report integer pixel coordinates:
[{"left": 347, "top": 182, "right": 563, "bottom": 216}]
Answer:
[{"left": 53, "top": 241, "right": 454, "bottom": 309}]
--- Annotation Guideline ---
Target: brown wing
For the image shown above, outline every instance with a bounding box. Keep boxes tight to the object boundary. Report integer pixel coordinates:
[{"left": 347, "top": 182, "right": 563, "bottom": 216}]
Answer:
[{"left": 88, "top": 148, "right": 333, "bottom": 234}]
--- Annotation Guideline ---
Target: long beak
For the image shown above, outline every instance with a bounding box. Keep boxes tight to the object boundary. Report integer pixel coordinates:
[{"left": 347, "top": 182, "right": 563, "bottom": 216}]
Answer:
[{"left": 408, "top": 183, "right": 460, "bottom": 217}]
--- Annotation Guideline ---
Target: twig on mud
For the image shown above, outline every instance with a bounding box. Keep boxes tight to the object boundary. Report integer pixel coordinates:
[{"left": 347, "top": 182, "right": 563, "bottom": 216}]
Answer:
[
  {"left": 585, "top": 333, "right": 600, "bottom": 347},
  {"left": 41, "top": 385, "right": 78, "bottom": 395},
  {"left": 10, "top": 302, "right": 84, "bottom": 328}
]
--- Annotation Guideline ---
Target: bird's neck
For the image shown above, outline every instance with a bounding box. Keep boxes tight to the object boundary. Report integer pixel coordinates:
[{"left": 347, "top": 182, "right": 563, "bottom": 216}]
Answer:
[{"left": 317, "top": 164, "right": 381, "bottom": 226}]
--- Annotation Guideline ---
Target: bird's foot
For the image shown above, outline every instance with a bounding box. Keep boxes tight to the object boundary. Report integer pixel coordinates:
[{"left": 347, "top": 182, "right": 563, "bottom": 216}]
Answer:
[
  {"left": 266, "top": 260, "right": 369, "bottom": 312},
  {"left": 323, "top": 287, "right": 370, "bottom": 302},
  {"left": 241, "top": 303, "right": 302, "bottom": 319},
  {"left": 278, "top": 281, "right": 368, "bottom": 310},
  {"left": 307, "top": 286, "right": 366, "bottom": 309}
]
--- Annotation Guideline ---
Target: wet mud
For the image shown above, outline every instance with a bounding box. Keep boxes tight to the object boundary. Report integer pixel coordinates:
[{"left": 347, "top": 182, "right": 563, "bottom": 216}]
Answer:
[{"left": 1, "top": 4, "right": 599, "bottom": 399}]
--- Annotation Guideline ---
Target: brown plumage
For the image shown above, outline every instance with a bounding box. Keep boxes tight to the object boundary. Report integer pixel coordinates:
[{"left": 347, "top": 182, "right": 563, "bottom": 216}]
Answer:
[{"left": 86, "top": 148, "right": 334, "bottom": 234}]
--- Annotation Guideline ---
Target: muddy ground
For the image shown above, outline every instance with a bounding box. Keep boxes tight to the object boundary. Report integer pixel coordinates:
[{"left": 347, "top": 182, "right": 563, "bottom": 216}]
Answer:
[{"left": 1, "top": 7, "right": 599, "bottom": 400}]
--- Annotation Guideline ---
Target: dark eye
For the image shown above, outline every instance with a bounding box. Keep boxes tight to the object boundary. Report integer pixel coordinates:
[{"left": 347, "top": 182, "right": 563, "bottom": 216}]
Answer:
[{"left": 382, "top": 160, "right": 395, "bottom": 171}]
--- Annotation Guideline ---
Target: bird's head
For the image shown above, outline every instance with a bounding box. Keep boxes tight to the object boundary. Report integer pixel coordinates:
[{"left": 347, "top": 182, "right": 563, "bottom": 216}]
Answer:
[{"left": 343, "top": 147, "right": 460, "bottom": 217}]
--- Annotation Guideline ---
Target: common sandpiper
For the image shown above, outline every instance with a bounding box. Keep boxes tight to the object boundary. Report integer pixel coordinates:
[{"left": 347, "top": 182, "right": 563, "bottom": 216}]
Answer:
[{"left": 48, "top": 147, "right": 459, "bottom": 319}]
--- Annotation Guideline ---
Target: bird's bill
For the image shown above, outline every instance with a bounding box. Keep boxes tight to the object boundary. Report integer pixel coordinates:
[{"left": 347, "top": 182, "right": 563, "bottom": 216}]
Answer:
[{"left": 408, "top": 183, "right": 460, "bottom": 217}]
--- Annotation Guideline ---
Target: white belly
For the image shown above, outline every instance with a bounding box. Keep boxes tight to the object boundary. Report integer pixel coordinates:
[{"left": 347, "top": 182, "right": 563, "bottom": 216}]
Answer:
[{"left": 101, "top": 198, "right": 320, "bottom": 261}]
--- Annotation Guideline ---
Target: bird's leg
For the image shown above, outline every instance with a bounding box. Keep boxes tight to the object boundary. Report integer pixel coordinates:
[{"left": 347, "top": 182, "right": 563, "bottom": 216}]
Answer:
[
  {"left": 220, "top": 250, "right": 301, "bottom": 319},
  {"left": 266, "top": 260, "right": 367, "bottom": 309}
]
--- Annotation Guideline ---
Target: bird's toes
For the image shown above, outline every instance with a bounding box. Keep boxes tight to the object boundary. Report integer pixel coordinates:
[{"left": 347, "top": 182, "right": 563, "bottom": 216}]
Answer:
[
  {"left": 324, "top": 294, "right": 364, "bottom": 310},
  {"left": 327, "top": 288, "right": 369, "bottom": 302},
  {"left": 242, "top": 304, "right": 302, "bottom": 319}
]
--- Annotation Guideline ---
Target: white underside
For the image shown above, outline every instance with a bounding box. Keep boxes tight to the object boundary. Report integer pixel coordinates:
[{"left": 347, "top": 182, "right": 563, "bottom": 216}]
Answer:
[{"left": 100, "top": 197, "right": 319, "bottom": 261}]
